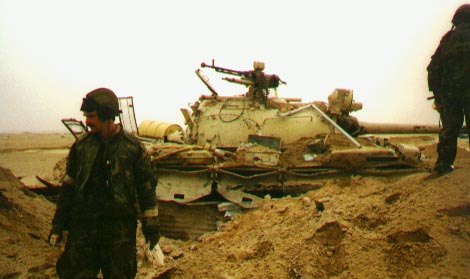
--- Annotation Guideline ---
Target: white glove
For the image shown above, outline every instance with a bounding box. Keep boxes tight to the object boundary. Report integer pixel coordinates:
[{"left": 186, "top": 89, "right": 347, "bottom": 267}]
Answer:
[{"left": 144, "top": 242, "right": 164, "bottom": 266}]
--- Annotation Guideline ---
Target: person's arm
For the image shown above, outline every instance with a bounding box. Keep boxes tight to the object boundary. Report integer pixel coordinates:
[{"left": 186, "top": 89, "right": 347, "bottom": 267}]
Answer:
[
  {"left": 49, "top": 144, "right": 78, "bottom": 246},
  {"left": 135, "top": 142, "right": 160, "bottom": 249},
  {"left": 427, "top": 46, "right": 444, "bottom": 94},
  {"left": 427, "top": 30, "right": 453, "bottom": 96}
]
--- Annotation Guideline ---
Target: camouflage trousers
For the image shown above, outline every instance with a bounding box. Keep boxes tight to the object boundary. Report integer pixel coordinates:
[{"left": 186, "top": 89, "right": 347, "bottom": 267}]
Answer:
[
  {"left": 56, "top": 217, "right": 137, "bottom": 279},
  {"left": 435, "top": 88, "right": 470, "bottom": 169}
]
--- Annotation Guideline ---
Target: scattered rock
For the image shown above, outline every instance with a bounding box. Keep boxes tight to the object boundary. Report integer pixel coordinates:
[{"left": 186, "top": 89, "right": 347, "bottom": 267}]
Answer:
[
  {"left": 385, "top": 192, "right": 401, "bottom": 204},
  {"left": 438, "top": 203, "right": 470, "bottom": 216},
  {"left": 301, "top": 196, "right": 311, "bottom": 206},
  {"left": 387, "top": 228, "right": 431, "bottom": 244}
]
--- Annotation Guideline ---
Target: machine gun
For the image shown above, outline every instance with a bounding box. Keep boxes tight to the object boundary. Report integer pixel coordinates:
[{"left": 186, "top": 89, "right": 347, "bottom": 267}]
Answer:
[{"left": 200, "top": 60, "right": 286, "bottom": 104}]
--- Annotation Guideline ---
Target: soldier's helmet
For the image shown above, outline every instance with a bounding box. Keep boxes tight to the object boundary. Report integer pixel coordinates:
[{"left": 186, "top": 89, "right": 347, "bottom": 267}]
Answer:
[
  {"left": 452, "top": 4, "right": 470, "bottom": 25},
  {"left": 80, "top": 88, "right": 120, "bottom": 120}
]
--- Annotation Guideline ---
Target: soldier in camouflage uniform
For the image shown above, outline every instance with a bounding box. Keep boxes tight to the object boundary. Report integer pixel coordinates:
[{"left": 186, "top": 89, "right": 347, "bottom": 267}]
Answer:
[
  {"left": 48, "top": 88, "right": 160, "bottom": 278},
  {"left": 427, "top": 4, "right": 470, "bottom": 174}
]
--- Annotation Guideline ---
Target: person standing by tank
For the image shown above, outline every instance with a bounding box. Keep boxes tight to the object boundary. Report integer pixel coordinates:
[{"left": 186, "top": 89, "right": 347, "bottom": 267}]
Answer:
[
  {"left": 48, "top": 88, "right": 160, "bottom": 278},
  {"left": 427, "top": 4, "right": 470, "bottom": 175}
]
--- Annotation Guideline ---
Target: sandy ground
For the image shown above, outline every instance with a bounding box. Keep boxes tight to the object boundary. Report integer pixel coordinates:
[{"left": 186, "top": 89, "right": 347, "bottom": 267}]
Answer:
[
  {"left": 0, "top": 133, "right": 469, "bottom": 279},
  {"left": 0, "top": 133, "right": 73, "bottom": 186}
]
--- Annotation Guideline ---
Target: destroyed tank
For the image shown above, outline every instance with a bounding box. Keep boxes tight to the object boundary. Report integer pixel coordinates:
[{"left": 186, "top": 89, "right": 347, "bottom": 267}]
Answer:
[
  {"left": 59, "top": 61, "right": 438, "bottom": 239},
  {"left": 139, "top": 62, "right": 432, "bottom": 208}
]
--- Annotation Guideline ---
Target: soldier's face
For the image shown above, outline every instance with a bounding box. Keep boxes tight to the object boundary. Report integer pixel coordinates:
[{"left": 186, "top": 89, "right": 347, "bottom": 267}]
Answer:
[{"left": 84, "top": 111, "right": 105, "bottom": 134}]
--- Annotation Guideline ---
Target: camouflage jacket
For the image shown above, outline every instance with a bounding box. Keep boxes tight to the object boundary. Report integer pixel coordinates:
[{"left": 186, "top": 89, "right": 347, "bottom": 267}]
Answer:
[
  {"left": 52, "top": 127, "right": 157, "bottom": 229},
  {"left": 427, "top": 23, "right": 470, "bottom": 96}
]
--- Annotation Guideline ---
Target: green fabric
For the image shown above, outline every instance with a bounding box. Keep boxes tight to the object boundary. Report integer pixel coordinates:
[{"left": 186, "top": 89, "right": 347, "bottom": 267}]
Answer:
[
  {"left": 435, "top": 89, "right": 470, "bottom": 169},
  {"left": 56, "top": 218, "right": 137, "bottom": 279},
  {"left": 428, "top": 23, "right": 470, "bottom": 172},
  {"left": 51, "top": 127, "right": 158, "bottom": 278},
  {"left": 427, "top": 24, "right": 470, "bottom": 95},
  {"left": 53, "top": 128, "right": 157, "bottom": 227}
]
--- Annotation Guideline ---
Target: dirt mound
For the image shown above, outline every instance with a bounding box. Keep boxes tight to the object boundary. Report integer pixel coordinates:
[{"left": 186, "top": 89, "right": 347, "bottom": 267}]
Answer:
[{"left": 0, "top": 167, "right": 60, "bottom": 278}]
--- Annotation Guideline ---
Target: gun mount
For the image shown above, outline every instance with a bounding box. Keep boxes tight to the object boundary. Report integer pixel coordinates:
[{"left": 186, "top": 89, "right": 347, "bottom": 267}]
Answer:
[{"left": 198, "top": 60, "right": 286, "bottom": 105}]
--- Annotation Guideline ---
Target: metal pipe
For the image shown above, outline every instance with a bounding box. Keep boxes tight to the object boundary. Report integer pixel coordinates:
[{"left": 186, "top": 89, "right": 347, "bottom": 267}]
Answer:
[{"left": 359, "top": 121, "right": 441, "bottom": 134}]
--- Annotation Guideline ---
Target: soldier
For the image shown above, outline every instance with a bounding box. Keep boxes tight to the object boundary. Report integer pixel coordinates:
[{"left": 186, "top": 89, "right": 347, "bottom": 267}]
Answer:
[
  {"left": 48, "top": 88, "right": 160, "bottom": 278},
  {"left": 427, "top": 4, "right": 470, "bottom": 175}
]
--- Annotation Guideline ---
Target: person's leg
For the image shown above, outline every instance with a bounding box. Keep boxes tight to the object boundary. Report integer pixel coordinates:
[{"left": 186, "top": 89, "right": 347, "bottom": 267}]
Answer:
[
  {"left": 99, "top": 218, "right": 137, "bottom": 279},
  {"left": 463, "top": 88, "right": 470, "bottom": 145},
  {"left": 435, "top": 98, "right": 464, "bottom": 173},
  {"left": 56, "top": 223, "right": 100, "bottom": 279}
]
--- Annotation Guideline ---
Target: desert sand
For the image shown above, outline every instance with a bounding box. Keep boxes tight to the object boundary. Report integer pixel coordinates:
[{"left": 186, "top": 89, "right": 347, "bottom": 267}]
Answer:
[{"left": 0, "top": 132, "right": 469, "bottom": 279}]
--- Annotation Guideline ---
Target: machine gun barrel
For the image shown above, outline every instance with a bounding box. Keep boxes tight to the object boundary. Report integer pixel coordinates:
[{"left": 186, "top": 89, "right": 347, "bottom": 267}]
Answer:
[
  {"left": 201, "top": 62, "right": 250, "bottom": 77},
  {"left": 199, "top": 60, "right": 286, "bottom": 95},
  {"left": 222, "top": 77, "right": 254, "bottom": 86}
]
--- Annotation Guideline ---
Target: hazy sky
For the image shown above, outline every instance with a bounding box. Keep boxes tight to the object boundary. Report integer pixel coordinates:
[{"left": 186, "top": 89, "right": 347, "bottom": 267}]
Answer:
[{"left": 0, "top": 0, "right": 466, "bottom": 132}]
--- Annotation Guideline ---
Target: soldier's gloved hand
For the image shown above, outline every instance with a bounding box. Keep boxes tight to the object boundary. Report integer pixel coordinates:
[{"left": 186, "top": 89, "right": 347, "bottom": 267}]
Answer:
[
  {"left": 433, "top": 99, "right": 441, "bottom": 112},
  {"left": 432, "top": 92, "right": 443, "bottom": 112},
  {"left": 142, "top": 209, "right": 160, "bottom": 250},
  {"left": 48, "top": 225, "right": 63, "bottom": 246}
]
